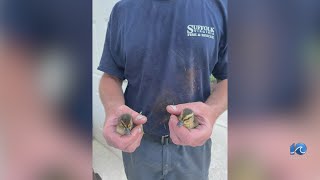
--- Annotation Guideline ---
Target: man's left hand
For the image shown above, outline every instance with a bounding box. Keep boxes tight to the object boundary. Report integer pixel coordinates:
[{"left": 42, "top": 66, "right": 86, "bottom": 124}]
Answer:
[{"left": 166, "top": 102, "right": 217, "bottom": 147}]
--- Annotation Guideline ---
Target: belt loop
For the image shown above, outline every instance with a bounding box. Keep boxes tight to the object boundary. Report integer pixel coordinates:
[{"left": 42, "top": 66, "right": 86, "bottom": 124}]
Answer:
[
  {"left": 165, "top": 137, "right": 169, "bottom": 145},
  {"left": 161, "top": 135, "right": 169, "bottom": 145}
]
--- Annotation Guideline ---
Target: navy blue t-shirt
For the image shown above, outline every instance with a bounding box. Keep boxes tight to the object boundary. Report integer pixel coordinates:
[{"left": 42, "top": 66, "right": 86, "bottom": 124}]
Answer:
[{"left": 98, "top": 0, "right": 228, "bottom": 136}]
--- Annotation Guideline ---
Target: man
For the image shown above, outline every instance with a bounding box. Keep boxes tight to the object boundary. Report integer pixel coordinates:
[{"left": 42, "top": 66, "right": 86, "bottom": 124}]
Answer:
[{"left": 99, "top": 0, "right": 227, "bottom": 179}]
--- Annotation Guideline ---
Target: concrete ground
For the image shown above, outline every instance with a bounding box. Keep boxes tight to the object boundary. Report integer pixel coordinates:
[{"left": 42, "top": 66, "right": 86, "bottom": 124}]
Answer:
[{"left": 93, "top": 111, "right": 227, "bottom": 180}]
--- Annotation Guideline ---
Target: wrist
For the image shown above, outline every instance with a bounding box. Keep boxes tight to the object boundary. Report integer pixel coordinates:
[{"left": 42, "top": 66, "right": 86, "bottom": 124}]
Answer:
[
  {"left": 204, "top": 103, "right": 224, "bottom": 124},
  {"left": 105, "top": 103, "right": 124, "bottom": 116}
]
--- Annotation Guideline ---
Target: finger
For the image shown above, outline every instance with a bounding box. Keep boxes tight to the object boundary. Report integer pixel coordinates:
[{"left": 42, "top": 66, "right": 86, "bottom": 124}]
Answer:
[
  {"left": 110, "top": 125, "right": 142, "bottom": 149},
  {"left": 189, "top": 118, "right": 214, "bottom": 146},
  {"left": 116, "top": 105, "right": 147, "bottom": 125},
  {"left": 168, "top": 116, "right": 180, "bottom": 144},
  {"left": 168, "top": 114, "right": 180, "bottom": 129},
  {"left": 189, "top": 125, "right": 211, "bottom": 144},
  {"left": 169, "top": 115, "right": 190, "bottom": 140},
  {"left": 174, "top": 127, "right": 192, "bottom": 145},
  {"left": 132, "top": 114, "right": 147, "bottom": 125},
  {"left": 168, "top": 115, "right": 189, "bottom": 145},
  {"left": 124, "top": 133, "right": 143, "bottom": 153},
  {"left": 120, "top": 125, "right": 143, "bottom": 142},
  {"left": 166, "top": 105, "right": 181, "bottom": 115},
  {"left": 169, "top": 119, "right": 185, "bottom": 145},
  {"left": 166, "top": 102, "right": 202, "bottom": 115}
]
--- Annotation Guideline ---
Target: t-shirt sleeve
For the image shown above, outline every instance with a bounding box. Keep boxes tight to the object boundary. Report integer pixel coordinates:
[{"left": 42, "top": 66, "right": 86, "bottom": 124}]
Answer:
[
  {"left": 212, "top": 0, "right": 228, "bottom": 80},
  {"left": 97, "top": 3, "right": 126, "bottom": 80},
  {"left": 212, "top": 43, "right": 228, "bottom": 80}
]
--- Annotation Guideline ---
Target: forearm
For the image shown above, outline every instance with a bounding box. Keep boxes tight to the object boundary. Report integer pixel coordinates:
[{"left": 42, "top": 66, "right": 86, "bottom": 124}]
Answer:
[
  {"left": 205, "top": 79, "right": 228, "bottom": 121},
  {"left": 99, "top": 73, "right": 125, "bottom": 115}
]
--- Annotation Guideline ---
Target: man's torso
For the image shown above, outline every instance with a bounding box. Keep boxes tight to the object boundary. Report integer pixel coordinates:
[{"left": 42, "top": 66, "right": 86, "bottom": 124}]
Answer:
[{"left": 110, "top": 0, "right": 226, "bottom": 136}]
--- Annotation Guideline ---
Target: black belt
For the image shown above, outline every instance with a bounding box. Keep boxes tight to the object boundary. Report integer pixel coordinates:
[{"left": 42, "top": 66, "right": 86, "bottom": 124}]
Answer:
[{"left": 144, "top": 133, "right": 172, "bottom": 145}]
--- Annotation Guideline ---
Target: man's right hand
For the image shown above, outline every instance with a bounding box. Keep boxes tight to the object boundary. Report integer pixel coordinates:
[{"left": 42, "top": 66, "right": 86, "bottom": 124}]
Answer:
[{"left": 103, "top": 105, "right": 147, "bottom": 153}]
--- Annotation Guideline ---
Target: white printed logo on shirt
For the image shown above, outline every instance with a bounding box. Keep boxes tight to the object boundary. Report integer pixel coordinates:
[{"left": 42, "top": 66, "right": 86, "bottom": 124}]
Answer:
[{"left": 187, "top": 25, "right": 215, "bottom": 39}]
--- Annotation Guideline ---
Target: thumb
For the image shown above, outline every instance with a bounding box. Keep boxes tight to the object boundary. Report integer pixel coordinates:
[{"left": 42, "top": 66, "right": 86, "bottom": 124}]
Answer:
[
  {"left": 166, "top": 105, "right": 182, "bottom": 115},
  {"left": 133, "top": 114, "right": 147, "bottom": 125}
]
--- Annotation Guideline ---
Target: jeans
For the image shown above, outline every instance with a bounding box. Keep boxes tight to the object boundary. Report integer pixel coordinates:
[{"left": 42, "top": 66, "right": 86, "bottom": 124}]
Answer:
[{"left": 122, "top": 134, "right": 212, "bottom": 180}]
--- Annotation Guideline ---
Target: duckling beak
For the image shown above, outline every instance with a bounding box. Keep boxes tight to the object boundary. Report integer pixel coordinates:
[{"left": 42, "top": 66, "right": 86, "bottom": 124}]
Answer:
[
  {"left": 124, "top": 128, "right": 131, "bottom": 135},
  {"left": 177, "top": 121, "right": 184, "bottom": 127}
]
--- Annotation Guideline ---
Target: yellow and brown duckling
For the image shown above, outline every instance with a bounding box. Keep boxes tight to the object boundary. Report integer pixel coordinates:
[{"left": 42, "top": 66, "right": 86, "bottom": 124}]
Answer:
[
  {"left": 116, "top": 113, "right": 133, "bottom": 135},
  {"left": 177, "top": 108, "right": 199, "bottom": 129}
]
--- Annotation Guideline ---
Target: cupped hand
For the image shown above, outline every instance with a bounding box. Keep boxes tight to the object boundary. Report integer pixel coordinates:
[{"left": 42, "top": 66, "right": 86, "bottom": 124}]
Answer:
[
  {"left": 166, "top": 102, "right": 216, "bottom": 147},
  {"left": 103, "top": 105, "right": 147, "bottom": 152}
]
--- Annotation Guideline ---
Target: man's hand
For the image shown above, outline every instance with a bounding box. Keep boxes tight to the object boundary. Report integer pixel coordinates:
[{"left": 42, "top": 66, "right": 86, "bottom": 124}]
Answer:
[
  {"left": 103, "top": 105, "right": 147, "bottom": 153},
  {"left": 166, "top": 102, "right": 217, "bottom": 147}
]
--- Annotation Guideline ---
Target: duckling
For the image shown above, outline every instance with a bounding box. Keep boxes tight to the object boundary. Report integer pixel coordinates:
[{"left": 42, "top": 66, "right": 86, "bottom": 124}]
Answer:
[
  {"left": 177, "top": 108, "right": 199, "bottom": 129},
  {"left": 116, "top": 113, "right": 133, "bottom": 135}
]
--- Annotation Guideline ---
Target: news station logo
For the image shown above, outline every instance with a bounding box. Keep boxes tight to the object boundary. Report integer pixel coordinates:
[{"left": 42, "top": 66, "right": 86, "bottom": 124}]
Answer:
[{"left": 290, "top": 143, "right": 307, "bottom": 155}]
